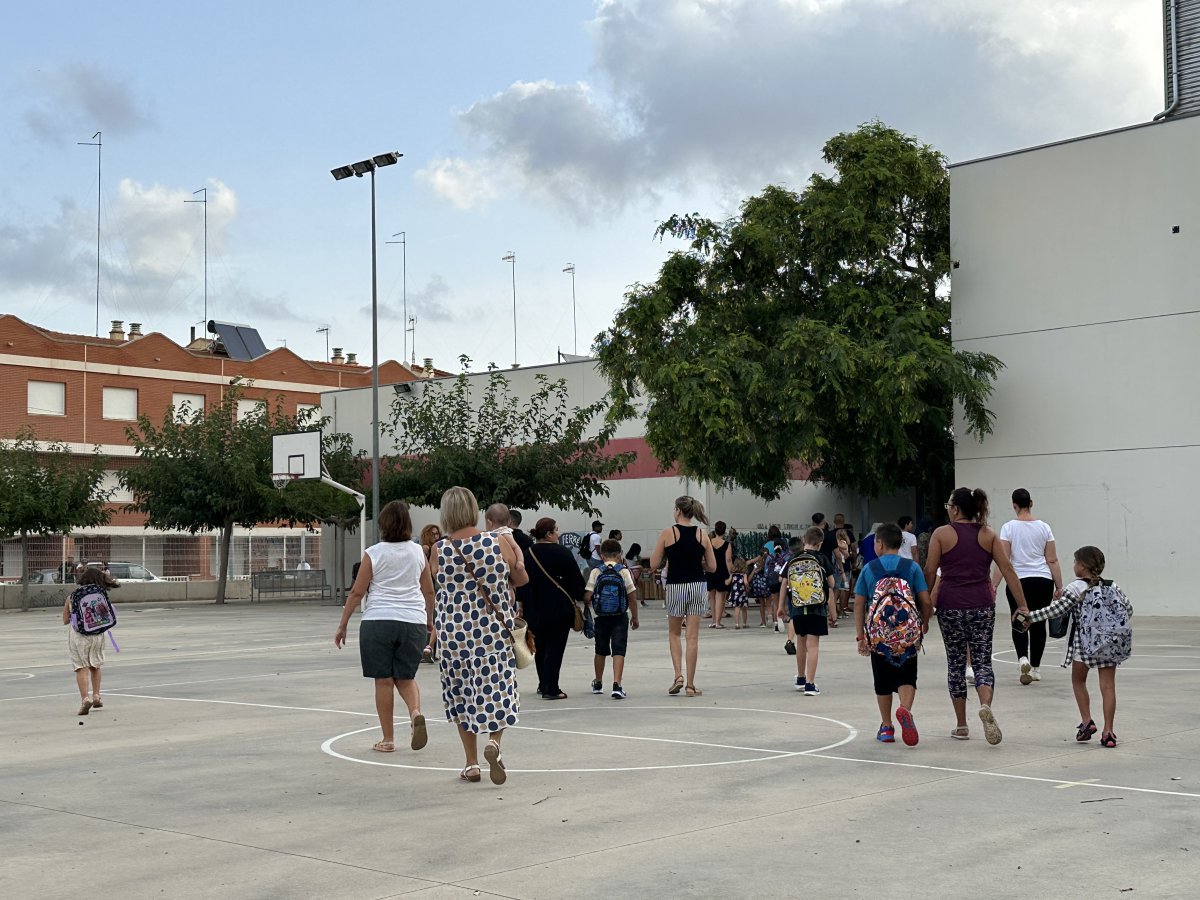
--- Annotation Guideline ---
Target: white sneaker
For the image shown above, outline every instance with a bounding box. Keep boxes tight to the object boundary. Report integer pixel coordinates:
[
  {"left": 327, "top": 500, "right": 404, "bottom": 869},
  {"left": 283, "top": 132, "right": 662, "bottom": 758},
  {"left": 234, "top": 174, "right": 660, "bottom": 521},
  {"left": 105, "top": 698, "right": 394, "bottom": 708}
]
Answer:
[
  {"left": 965, "top": 666, "right": 975, "bottom": 686},
  {"left": 1030, "top": 667, "right": 1041, "bottom": 682},
  {"left": 1019, "top": 657, "right": 1033, "bottom": 685}
]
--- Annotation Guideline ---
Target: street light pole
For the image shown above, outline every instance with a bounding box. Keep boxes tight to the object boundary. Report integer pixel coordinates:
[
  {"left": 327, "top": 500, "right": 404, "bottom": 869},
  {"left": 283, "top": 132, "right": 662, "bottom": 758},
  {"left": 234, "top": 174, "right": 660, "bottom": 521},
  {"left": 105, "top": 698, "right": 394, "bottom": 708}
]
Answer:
[
  {"left": 77, "top": 132, "right": 102, "bottom": 336},
  {"left": 563, "top": 263, "right": 577, "bottom": 355},
  {"left": 503, "top": 251, "right": 517, "bottom": 367},
  {"left": 331, "top": 151, "right": 403, "bottom": 545},
  {"left": 185, "top": 188, "right": 208, "bottom": 324},
  {"left": 387, "top": 231, "right": 407, "bottom": 365}
]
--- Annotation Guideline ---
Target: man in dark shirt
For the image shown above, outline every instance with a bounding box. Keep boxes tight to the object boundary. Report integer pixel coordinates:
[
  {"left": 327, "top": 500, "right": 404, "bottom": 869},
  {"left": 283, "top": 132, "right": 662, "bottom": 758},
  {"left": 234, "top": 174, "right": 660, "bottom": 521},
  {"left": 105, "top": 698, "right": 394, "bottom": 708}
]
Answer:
[{"left": 509, "top": 509, "right": 534, "bottom": 553}]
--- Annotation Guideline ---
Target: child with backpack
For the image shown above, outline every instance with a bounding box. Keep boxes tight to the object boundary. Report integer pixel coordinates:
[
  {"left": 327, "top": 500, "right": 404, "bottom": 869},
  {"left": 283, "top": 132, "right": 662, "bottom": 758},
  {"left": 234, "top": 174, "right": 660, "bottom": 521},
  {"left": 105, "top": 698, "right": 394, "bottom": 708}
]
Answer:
[
  {"left": 585, "top": 540, "right": 639, "bottom": 699},
  {"left": 779, "top": 527, "right": 835, "bottom": 695},
  {"left": 1015, "top": 546, "right": 1131, "bottom": 747},
  {"left": 62, "top": 567, "right": 117, "bottom": 716},
  {"left": 854, "top": 523, "right": 932, "bottom": 746},
  {"left": 727, "top": 557, "right": 750, "bottom": 629}
]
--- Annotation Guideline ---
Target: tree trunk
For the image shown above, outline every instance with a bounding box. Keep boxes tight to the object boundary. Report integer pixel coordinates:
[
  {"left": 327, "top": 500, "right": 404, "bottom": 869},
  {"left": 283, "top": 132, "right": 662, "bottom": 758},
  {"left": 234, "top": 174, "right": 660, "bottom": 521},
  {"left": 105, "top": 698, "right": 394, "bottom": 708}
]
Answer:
[
  {"left": 215, "top": 517, "right": 235, "bottom": 604},
  {"left": 20, "top": 530, "right": 29, "bottom": 612}
]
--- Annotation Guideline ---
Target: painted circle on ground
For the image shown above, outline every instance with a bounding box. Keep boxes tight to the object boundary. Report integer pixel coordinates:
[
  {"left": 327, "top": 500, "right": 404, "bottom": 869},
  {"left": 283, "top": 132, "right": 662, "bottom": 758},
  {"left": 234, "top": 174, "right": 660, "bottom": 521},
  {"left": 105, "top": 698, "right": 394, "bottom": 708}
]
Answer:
[
  {"left": 992, "top": 647, "right": 1200, "bottom": 672},
  {"left": 321, "top": 705, "right": 858, "bottom": 773},
  {"left": 0, "top": 672, "right": 35, "bottom": 680}
]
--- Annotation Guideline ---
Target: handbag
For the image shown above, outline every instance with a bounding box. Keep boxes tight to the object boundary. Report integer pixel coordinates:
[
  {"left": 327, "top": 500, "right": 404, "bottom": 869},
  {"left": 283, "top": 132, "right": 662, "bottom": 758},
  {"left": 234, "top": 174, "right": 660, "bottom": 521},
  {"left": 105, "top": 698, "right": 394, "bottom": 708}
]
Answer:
[
  {"left": 1048, "top": 611, "right": 1072, "bottom": 640},
  {"left": 529, "top": 545, "right": 585, "bottom": 632},
  {"left": 450, "top": 540, "right": 536, "bottom": 669}
]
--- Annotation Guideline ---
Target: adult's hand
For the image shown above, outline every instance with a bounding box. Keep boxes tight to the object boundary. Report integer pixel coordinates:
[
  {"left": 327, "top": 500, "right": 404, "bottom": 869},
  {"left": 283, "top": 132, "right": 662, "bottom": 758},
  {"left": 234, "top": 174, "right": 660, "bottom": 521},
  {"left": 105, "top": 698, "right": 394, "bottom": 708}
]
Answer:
[{"left": 334, "top": 624, "right": 348, "bottom": 649}]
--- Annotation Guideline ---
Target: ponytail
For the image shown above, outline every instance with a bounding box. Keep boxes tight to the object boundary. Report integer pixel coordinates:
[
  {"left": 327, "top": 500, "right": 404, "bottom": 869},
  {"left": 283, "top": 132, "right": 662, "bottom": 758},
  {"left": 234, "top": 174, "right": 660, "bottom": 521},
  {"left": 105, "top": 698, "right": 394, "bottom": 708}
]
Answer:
[
  {"left": 1074, "top": 546, "right": 1106, "bottom": 586},
  {"left": 675, "top": 495, "right": 710, "bottom": 526}
]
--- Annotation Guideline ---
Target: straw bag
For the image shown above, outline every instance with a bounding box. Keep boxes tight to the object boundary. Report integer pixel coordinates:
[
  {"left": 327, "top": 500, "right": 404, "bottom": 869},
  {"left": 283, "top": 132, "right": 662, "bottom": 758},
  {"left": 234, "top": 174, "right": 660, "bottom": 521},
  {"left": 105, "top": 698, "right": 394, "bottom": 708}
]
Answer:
[{"left": 451, "top": 540, "right": 536, "bottom": 669}]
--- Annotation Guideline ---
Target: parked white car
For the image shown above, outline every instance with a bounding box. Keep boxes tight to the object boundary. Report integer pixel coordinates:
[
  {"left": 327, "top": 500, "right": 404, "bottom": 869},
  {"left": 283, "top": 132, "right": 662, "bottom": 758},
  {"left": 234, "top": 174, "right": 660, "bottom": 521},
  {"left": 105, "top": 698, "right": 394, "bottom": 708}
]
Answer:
[{"left": 86, "top": 561, "right": 163, "bottom": 583}]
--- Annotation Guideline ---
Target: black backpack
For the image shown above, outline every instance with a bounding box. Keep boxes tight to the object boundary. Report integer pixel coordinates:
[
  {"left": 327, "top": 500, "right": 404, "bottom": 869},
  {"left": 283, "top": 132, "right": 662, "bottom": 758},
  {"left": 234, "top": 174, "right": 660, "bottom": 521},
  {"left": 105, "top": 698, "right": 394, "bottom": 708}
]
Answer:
[{"left": 578, "top": 534, "right": 594, "bottom": 560}]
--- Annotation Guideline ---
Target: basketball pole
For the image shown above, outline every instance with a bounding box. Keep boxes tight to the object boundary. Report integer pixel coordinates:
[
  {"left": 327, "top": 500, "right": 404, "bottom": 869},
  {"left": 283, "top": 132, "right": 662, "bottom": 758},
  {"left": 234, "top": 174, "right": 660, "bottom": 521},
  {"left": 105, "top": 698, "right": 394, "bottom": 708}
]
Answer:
[{"left": 321, "top": 474, "right": 367, "bottom": 560}]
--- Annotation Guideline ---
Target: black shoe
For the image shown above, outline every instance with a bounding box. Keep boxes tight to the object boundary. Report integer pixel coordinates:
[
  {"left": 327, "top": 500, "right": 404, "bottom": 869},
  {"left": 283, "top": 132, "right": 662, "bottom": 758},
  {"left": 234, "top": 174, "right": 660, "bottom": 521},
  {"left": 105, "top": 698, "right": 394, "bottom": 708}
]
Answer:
[{"left": 784, "top": 639, "right": 797, "bottom": 655}]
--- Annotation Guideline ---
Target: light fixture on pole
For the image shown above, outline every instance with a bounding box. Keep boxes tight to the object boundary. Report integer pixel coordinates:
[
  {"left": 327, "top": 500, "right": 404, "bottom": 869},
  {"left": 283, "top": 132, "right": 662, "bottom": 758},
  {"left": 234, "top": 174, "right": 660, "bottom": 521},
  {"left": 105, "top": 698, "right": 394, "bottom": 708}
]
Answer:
[
  {"left": 77, "top": 132, "right": 102, "bottom": 336},
  {"left": 184, "top": 188, "right": 208, "bottom": 325},
  {"left": 562, "top": 263, "right": 577, "bottom": 356},
  {"left": 386, "top": 231, "right": 407, "bottom": 365},
  {"left": 330, "top": 151, "right": 403, "bottom": 544},
  {"left": 502, "top": 251, "right": 517, "bottom": 367},
  {"left": 316, "top": 325, "right": 330, "bottom": 362}
]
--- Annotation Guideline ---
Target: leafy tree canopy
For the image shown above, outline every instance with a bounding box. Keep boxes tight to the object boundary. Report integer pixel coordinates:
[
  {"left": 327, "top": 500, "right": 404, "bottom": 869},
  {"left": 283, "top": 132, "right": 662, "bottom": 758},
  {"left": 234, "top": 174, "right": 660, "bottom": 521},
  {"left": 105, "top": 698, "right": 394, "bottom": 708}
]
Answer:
[
  {"left": 381, "top": 358, "right": 635, "bottom": 515},
  {"left": 0, "top": 428, "right": 112, "bottom": 540},
  {"left": 597, "top": 120, "right": 1003, "bottom": 500}
]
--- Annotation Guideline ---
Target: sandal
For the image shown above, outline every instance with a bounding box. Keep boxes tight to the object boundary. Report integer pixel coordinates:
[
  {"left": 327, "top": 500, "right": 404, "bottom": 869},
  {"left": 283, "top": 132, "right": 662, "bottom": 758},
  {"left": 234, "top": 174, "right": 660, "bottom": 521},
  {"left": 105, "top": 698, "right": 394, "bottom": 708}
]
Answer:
[
  {"left": 1076, "top": 719, "right": 1097, "bottom": 742},
  {"left": 1099, "top": 732, "right": 1117, "bottom": 748},
  {"left": 484, "top": 740, "right": 507, "bottom": 785},
  {"left": 91, "top": 697, "right": 103, "bottom": 709},
  {"left": 460, "top": 764, "right": 481, "bottom": 782},
  {"left": 77, "top": 699, "right": 93, "bottom": 717},
  {"left": 950, "top": 726, "right": 970, "bottom": 740},
  {"left": 685, "top": 685, "right": 703, "bottom": 697},
  {"left": 668, "top": 676, "right": 685, "bottom": 695},
  {"left": 541, "top": 691, "right": 568, "bottom": 700},
  {"left": 410, "top": 714, "right": 428, "bottom": 751},
  {"left": 372, "top": 740, "right": 396, "bottom": 753}
]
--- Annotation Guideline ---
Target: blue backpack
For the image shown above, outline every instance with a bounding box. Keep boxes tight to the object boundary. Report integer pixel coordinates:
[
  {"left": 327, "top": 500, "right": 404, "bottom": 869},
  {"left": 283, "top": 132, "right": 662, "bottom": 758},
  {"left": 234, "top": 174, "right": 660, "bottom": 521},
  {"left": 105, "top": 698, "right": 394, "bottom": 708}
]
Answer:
[{"left": 592, "top": 564, "right": 629, "bottom": 616}]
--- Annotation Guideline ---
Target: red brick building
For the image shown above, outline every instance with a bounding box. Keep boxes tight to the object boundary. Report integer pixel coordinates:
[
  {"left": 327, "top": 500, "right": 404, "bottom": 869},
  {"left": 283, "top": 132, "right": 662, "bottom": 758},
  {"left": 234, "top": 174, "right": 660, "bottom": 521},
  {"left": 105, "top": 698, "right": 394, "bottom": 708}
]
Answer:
[{"left": 0, "top": 314, "right": 433, "bottom": 580}]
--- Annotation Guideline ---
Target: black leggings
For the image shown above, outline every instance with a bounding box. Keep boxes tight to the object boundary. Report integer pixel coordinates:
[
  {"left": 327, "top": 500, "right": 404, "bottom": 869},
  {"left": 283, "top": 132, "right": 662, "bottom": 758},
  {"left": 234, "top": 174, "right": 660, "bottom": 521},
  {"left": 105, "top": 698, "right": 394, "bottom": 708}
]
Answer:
[{"left": 1006, "top": 576, "right": 1054, "bottom": 666}]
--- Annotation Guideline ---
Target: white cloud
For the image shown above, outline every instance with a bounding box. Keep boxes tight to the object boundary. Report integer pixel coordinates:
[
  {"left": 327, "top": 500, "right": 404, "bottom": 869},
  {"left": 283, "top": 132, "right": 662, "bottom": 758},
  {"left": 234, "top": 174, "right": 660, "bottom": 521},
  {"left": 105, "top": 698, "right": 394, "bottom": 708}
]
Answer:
[{"left": 425, "top": 0, "right": 1162, "bottom": 217}]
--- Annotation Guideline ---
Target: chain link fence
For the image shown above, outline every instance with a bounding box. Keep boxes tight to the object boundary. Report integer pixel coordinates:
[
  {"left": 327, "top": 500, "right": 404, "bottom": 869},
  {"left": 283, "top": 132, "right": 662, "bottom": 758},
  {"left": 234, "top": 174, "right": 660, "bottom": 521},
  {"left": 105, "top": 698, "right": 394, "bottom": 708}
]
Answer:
[{"left": 0, "top": 532, "right": 324, "bottom": 589}]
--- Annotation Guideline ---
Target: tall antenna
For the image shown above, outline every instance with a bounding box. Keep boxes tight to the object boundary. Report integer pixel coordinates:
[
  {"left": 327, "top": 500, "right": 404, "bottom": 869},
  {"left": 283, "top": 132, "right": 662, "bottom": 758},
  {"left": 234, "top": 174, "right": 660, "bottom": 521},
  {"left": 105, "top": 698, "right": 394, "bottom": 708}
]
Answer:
[
  {"left": 502, "top": 251, "right": 517, "bottom": 367},
  {"left": 185, "top": 188, "right": 208, "bottom": 324},
  {"left": 406, "top": 315, "right": 417, "bottom": 366},
  {"left": 316, "top": 325, "right": 330, "bottom": 362},
  {"left": 77, "top": 132, "right": 102, "bottom": 336}
]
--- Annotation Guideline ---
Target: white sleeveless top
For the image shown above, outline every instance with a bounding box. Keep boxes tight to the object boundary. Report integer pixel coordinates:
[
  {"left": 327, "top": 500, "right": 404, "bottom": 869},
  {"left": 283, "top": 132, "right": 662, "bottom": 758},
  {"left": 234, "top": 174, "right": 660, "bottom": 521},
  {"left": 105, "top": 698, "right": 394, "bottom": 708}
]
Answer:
[{"left": 362, "top": 540, "right": 427, "bottom": 623}]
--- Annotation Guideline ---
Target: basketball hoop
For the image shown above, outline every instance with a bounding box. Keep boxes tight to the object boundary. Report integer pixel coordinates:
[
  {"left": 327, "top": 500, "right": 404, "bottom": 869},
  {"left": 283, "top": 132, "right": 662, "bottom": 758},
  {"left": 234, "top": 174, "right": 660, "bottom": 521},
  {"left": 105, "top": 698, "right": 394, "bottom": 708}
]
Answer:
[{"left": 272, "top": 473, "right": 298, "bottom": 490}]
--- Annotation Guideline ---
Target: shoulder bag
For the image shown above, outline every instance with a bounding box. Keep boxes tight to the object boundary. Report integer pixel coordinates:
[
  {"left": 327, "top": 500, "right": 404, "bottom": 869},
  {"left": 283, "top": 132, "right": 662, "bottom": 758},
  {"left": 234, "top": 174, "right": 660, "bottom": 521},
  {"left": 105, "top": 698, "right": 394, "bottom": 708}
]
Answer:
[
  {"left": 529, "top": 545, "right": 585, "bottom": 632},
  {"left": 450, "top": 540, "right": 535, "bottom": 668}
]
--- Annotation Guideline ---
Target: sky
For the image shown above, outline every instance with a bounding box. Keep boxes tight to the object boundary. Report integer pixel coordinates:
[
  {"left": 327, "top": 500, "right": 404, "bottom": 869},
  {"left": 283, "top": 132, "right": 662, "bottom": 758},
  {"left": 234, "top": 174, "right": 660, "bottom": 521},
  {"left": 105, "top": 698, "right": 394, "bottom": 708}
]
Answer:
[{"left": 1, "top": 1, "right": 1166, "bottom": 372}]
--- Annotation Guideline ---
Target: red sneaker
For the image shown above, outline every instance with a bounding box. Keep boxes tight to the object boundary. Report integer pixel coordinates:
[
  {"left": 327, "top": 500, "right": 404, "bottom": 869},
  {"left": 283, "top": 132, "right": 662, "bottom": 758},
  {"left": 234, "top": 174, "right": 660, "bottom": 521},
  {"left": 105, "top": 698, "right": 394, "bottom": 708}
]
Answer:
[{"left": 896, "top": 706, "right": 919, "bottom": 746}]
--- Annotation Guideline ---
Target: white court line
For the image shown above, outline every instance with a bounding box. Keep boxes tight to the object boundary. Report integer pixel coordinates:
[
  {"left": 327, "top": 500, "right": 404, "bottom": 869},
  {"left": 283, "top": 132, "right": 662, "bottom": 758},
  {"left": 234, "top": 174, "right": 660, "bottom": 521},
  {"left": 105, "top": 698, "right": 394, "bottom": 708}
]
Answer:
[
  {"left": 991, "top": 647, "right": 1200, "bottom": 672},
  {"left": 0, "top": 641, "right": 331, "bottom": 672},
  {"left": 803, "top": 752, "right": 1200, "bottom": 800},
  {"left": 0, "top": 664, "right": 358, "bottom": 703},
  {"left": 102, "top": 692, "right": 1200, "bottom": 800},
  {"left": 1055, "top": 778, "right": 1100, "bottom": 790},
  {"left": 107, "top": 692, "right": 372, "bottom": 718},
  {"left": 0, "top": 672, "right": 35, "bottom": 680}
]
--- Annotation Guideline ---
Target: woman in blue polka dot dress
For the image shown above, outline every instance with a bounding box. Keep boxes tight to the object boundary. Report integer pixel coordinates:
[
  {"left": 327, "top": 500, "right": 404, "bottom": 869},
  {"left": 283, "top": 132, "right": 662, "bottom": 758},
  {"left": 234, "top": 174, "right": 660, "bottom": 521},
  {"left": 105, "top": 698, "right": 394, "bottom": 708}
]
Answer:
[{"left": 431, "top": 486, "right": 530, "bottom": 784}]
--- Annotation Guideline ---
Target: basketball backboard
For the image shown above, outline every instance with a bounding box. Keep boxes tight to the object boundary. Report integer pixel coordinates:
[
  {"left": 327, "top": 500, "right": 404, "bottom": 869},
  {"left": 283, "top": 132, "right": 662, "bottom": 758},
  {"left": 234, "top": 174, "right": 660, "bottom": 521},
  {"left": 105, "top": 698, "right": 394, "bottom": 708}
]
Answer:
[{"left": 272, "top": 430, "right": 323, "bottom": 481}]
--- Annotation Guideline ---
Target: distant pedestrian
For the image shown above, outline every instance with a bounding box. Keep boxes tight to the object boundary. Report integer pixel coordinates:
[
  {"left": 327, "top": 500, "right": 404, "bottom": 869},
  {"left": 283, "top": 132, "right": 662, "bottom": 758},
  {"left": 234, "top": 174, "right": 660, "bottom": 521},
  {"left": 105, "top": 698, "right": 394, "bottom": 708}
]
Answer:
[
  {"left": 706, "top": 521, "right": 733, "bottom": 626},
  {"left": 63, "top": 567, "right": 116, "bottom": 716},
  {"left": 520, "top": 518, "right": 586, "bottom": 700},
  {"left": 991, "top": 488, "right": 1062, "bottom": 686},
  {"left": 924, "top": 488, "right": 1029, "bottom": 744},
  {"left": 509, "top": 509, "right": 534, "bottom": 554},
  {"left": 297, "top": 559, "right": 312, "bottom": 571},
  {"left": 586, "top": 539, "right": 639, "bottom": 699},
  {"left": 1018, "top": 546, "right": 1131, "bottom": 748},
  {"left": 779, "top": 527, "right": 835, "bottom": 696},
  {"left": 583, "top": 520, "right": 605, "bottom": 570},
  {"left": 335, "top": 501, "right": 433, "bottom": 754},
  {"left": 727, "top": 558, "right": 749, "bottom": 629},
  {"left": 897, "top": 516, "right": 918, "bottom": 560},
  {"left": 651, "top": 495, "right": 717, "bottom": 697},
  {"left": 625, "top": 543, "right": 644, "bottom": 604},
  {"left": 419, "top": 524, "right": 442, "bottom": 560}
]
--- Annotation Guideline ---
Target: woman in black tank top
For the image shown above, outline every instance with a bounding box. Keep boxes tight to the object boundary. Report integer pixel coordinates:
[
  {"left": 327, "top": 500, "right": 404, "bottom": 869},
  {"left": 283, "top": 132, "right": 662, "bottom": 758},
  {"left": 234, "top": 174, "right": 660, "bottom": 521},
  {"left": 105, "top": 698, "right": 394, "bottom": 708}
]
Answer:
[
  {"left": 706, "top": 521, "right": 733, "bottom": 626},
  {"left": 651, "top": 496, "right": 717, "bottom": 697}
]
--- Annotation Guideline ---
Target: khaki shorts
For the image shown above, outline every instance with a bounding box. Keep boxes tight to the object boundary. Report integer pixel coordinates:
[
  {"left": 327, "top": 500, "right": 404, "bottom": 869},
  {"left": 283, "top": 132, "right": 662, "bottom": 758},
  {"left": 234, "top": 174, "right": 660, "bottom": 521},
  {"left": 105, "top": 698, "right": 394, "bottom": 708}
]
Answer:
[{"left": 68, "top": 629, "right": 106, "bottom": 670}]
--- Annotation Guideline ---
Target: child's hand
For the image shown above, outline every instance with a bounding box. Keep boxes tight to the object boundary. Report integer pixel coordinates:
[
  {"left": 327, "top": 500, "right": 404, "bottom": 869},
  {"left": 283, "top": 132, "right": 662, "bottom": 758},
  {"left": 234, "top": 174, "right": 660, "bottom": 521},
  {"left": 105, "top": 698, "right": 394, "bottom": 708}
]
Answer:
[
  {"left": 855, "top": 635, "right": 869, "bottom": 657},
  {"left": 630, "top": 616, "right": 640, "bottom": 630}
]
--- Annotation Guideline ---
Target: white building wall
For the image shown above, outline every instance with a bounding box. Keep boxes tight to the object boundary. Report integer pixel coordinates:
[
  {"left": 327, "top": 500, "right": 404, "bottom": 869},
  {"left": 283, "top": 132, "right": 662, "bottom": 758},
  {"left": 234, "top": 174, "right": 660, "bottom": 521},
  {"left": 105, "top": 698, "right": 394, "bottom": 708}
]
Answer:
[
  {"left": 319, "top": 359, "right": 913, "bottom": 578},
  {"left": 950, "top": 115, "right": 1200, "bottom": 614}
]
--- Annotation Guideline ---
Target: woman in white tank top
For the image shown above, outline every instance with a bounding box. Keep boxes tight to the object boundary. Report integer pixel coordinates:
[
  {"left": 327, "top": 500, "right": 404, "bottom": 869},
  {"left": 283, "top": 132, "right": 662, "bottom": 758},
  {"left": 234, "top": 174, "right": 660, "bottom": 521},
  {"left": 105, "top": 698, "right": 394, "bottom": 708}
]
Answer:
[{"left": 335, "top": 501, "right": 435, "bottom": 754}]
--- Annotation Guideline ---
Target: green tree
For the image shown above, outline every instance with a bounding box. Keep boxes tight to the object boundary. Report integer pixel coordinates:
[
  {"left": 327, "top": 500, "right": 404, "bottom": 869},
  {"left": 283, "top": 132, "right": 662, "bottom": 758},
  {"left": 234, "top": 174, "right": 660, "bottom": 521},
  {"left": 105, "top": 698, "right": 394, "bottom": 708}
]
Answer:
[
  {"left": 597, "top": 121, "right": 1003, "bottom": 502},
  {"left": 0, "top": 428, "right": 111, "bottom": 609},
  {"left": 124, "top": 384, "right": 300, "bottom": 603},
  {"left": 380, "top": 359, "right": 635, "bottom": 515}
]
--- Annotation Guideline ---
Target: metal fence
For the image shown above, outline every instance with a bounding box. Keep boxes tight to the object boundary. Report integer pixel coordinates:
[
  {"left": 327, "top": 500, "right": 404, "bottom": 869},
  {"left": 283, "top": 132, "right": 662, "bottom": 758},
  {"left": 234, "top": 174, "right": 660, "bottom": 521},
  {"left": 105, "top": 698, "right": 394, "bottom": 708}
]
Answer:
[{"left": 0, "top": 532, "right": 324, "bottom": 586}]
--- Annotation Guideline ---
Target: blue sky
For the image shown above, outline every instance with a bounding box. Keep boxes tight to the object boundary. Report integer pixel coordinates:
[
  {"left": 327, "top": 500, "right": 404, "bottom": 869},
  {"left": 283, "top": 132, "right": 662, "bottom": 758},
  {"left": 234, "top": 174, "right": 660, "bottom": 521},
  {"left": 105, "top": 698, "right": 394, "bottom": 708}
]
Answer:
[{"left": 1, "top": 1, "right": 1163, "bottom": 370}]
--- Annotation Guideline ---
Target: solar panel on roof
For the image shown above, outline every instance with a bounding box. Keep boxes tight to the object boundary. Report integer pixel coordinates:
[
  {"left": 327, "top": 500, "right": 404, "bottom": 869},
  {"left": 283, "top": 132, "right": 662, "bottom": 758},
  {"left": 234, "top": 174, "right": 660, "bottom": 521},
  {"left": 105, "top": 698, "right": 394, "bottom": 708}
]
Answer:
[{"left": 207, "top": 320, "right": 269, "bottom": 361}]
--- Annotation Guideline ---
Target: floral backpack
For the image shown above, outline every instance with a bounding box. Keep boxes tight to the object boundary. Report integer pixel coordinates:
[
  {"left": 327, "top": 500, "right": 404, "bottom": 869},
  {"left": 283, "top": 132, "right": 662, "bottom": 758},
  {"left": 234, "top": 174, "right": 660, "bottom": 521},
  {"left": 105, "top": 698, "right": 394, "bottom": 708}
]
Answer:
[{"left": 1073, "top": 580, "right": 1132, "bottom": 665}]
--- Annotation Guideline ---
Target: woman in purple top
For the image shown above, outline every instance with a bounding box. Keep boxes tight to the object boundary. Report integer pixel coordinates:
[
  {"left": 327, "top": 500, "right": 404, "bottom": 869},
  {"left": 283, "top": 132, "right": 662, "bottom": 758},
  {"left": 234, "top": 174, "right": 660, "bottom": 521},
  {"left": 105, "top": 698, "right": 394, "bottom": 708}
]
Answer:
[{"left": 925, "top": 488, "right": 1029, "bottom": 745}]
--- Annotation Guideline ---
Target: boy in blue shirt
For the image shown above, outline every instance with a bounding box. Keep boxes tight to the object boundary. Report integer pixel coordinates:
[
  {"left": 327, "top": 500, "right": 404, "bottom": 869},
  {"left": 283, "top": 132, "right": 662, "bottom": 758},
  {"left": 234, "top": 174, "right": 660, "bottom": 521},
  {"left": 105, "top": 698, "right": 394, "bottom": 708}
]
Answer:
[{"left": 854, "top": 523, "right": 932, "bottom": 746}]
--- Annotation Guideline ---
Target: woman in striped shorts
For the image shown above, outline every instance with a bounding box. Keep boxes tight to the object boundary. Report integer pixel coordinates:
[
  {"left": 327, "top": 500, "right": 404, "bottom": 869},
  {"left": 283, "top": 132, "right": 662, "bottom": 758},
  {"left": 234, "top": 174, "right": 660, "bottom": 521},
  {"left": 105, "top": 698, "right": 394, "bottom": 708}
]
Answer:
[{"left": 651, "top": 496, "right": 717, "bottom": 697}]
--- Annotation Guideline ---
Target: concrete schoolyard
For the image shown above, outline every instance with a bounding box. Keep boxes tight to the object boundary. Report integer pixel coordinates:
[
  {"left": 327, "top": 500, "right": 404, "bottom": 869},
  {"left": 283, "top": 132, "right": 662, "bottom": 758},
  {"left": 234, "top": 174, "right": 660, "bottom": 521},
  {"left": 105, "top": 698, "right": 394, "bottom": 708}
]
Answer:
[{"left": 2, "top": 600, "right": 1197, "bottom": 899}]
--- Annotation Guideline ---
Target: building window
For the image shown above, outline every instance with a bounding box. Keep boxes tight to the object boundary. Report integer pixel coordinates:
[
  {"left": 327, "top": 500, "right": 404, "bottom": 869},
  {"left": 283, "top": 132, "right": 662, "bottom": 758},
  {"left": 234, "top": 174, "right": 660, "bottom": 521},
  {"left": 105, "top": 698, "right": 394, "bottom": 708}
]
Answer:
[
  {"left": 28, "top": 381, "right": 66, "bottom": 416},
  {"left": 102, "top": 387, "right": 138, "bottom": 421},
  {"left": 98, "top": 470, "right": 134, "bottom": 503},
  {"left": 172, "top": 392, "right": 206, "bottom": 422},
  {"left": 236, "top": 399, "right": 265, "bottom": 421},
  {"left": 296, "top": 403, "right": 320, "bottom": 422}
]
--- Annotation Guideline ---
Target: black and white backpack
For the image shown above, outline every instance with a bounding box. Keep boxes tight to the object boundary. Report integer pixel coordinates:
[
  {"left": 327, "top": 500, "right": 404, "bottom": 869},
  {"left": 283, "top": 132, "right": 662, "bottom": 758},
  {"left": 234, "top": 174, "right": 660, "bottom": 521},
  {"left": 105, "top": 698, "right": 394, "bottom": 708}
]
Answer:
[{"left": 1074, "top": 579, "right": 1132, "bottom": 665}]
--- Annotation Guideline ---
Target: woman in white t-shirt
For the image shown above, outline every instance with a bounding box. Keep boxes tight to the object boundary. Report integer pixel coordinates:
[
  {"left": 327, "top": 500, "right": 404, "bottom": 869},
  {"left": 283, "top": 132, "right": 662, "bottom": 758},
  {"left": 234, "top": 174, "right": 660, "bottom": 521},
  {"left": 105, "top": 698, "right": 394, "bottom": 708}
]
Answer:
[
  {"left": 336, "top": 500, "right": 435, "bottom": 754},
  {"left": 991, "top": 488, "right": 1062, "bottom": 686}
]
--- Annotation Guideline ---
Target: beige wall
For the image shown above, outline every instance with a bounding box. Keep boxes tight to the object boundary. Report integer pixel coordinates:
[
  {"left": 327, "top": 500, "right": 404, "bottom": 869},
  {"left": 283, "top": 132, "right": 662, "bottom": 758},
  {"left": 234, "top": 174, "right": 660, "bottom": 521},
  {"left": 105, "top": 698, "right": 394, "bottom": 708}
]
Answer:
[{"left": 950, "top": 115, "right": 1200, "bottom": 614}]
